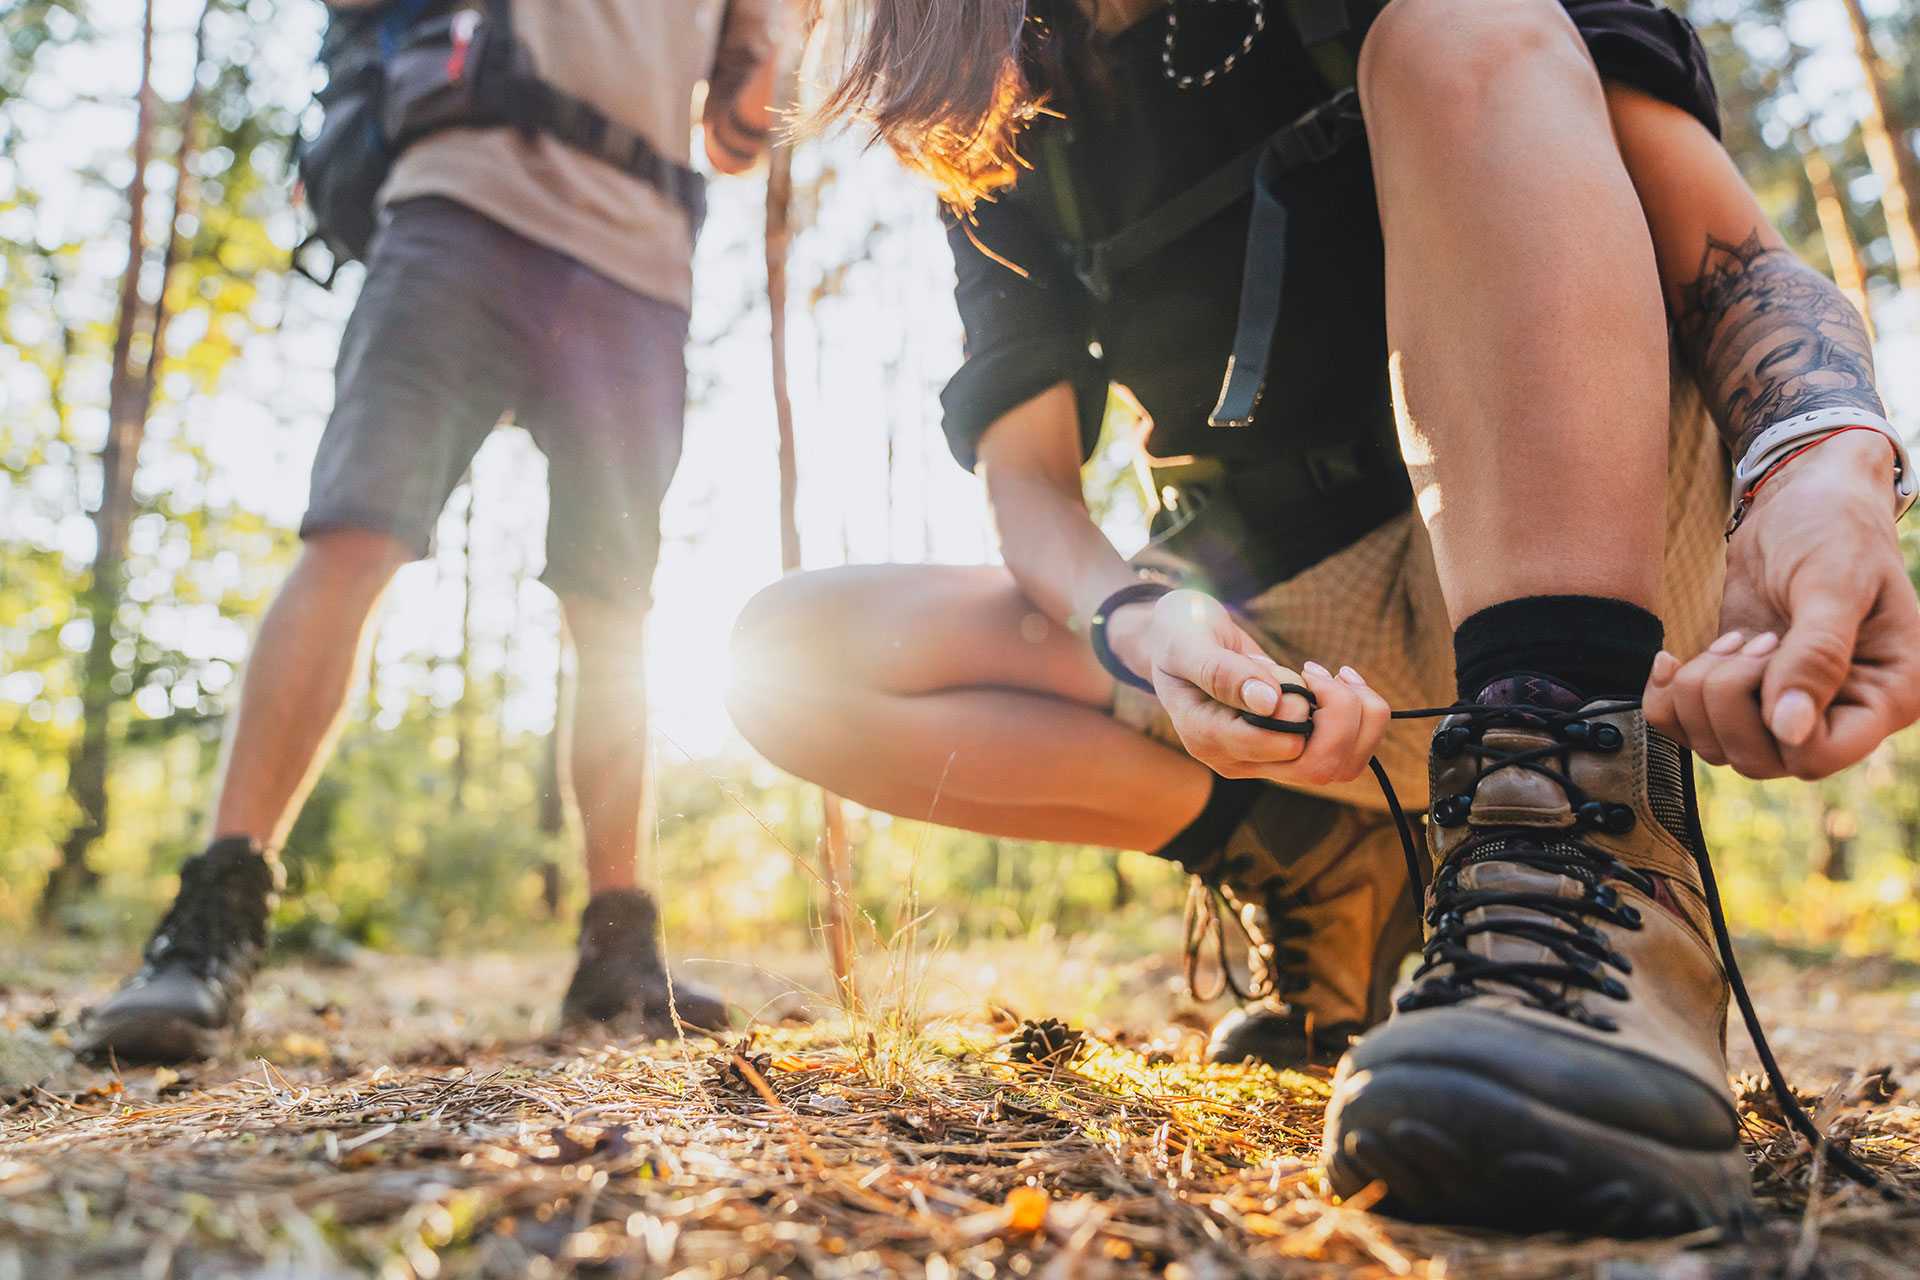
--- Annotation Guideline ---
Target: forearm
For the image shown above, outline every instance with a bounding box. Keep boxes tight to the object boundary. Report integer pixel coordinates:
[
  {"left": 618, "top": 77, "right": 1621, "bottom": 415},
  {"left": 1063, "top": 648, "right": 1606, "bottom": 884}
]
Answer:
[
  {"left": 1674, "top": 235, "right": 1884, "bottom": 461},
  {"left": 1606, "top": 83, "right": 1885, "bottom": 461},
  {"left": 986, "top": 469, "right": 1141, "bottom": 633},
  {"left": 705, "top": 52, "right": 777, "bottom": 173}
]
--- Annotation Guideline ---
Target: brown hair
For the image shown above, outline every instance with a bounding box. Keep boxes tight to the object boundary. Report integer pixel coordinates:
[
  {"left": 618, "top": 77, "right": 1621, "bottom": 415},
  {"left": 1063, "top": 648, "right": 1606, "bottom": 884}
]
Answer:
[{"left": 810, "top": 0, "right": 1093, "bottom": 209}]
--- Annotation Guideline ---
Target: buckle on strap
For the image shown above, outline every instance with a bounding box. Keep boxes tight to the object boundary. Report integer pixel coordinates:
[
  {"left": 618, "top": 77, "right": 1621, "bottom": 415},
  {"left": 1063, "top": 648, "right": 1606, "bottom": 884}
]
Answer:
[
  {"left": 1072, "top": 245, "right": 1114, "bottom": 303},
  {"left": 1287, "top": 87, "right": 1362, "bottom": 166}
]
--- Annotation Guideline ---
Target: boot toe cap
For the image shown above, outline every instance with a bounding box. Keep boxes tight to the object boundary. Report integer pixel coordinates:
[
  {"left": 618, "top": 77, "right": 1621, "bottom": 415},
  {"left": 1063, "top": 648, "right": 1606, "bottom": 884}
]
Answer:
[{"left": 1341, "top": 1006, "right": 1740, "bottom": 1150}]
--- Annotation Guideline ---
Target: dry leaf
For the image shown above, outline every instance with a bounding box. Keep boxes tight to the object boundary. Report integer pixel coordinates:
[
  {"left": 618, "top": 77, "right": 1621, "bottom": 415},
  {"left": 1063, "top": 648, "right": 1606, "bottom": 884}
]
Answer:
[{"left": 1006, "top": 1185, "right": 1049, "bottom": 1234}]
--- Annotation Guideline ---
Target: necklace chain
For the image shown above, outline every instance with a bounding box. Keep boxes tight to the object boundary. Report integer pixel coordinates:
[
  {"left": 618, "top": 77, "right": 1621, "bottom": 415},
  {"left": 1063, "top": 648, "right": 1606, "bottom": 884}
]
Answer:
[{"left": 1162, "top": 0, "right": 1267, "bottom": 89}]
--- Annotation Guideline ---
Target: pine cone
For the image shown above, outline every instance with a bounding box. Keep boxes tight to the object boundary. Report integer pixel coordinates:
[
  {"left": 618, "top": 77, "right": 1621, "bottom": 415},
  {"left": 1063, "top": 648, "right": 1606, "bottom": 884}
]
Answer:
[{"left": 1009, "top": 1017, "right": 1084, "bottom": 1067}]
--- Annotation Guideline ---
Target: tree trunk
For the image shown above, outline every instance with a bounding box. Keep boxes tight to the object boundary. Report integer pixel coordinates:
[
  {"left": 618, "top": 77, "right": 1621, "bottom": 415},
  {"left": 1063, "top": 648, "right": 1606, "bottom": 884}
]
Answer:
[
  {"left": 765, "top": 59, "right": 856, "bottom": 990},
  {"left": 46, "top": 0, "right": 164, "bottom": 920},
  {"left": 539, "top": 654, "right": 567, "bottom": 835},
  {"left": 1839, "top": 0, "right": 1920, "bottom": 295},
  {"left": 1798, "top": 131, "right": 1876, "bottom": 338},
  {"left": 453, "top": 480, "right": 476, "bottom": 807}
]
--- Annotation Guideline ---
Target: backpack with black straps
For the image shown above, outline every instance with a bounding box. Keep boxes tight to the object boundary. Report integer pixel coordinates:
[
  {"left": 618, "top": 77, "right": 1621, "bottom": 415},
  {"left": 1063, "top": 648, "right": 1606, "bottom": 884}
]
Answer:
[{"left": 294, "top": 0, "right": 708, "bottom": 286}]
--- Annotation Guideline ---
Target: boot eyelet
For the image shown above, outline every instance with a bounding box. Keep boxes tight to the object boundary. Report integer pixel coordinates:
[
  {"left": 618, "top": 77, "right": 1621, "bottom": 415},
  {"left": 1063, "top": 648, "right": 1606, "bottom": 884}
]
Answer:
[
  {"left": 1432, "top": 795, "right": 1471, "bottom": 827},
  {"left": 1561, "top": 721, "right": 1624, "bottom": 752},
  {"left": 1617, "top": 904, "right": 1643, "bottom": 928},
  {"left": 1434, "top": 725, "right": 1472, "bottom": 758},
  {"left": 1590, "top": 885, "right": 1620, "bottom": 910},
  {"left": 1598, "top": 977, "right": 1629, "bottom": 1000}
]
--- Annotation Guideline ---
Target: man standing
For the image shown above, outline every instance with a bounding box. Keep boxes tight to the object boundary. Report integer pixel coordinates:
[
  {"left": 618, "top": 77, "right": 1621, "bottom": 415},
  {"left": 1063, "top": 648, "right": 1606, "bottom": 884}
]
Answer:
[{"left": 80, "top": 0, "right": 784, "bottom": 1062}]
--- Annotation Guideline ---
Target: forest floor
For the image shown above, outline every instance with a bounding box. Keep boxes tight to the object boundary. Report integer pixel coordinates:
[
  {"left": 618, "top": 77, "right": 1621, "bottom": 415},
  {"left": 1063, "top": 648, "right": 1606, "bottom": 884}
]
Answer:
[{"left": 0, "top": 932, "right": 1915, "bottom": 1280}]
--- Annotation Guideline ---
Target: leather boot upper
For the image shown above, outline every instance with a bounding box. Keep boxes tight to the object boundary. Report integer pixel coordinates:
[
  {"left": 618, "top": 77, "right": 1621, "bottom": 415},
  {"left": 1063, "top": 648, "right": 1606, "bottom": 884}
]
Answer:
[{"left": 1345, "top": 679, "right": 1739, "bottom": 1146}]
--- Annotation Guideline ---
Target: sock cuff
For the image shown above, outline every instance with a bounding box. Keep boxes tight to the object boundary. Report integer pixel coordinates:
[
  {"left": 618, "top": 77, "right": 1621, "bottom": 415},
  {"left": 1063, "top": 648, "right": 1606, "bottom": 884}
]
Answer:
[{"left": 1454, "top": 595, "right": 1664, "bottom": 700}]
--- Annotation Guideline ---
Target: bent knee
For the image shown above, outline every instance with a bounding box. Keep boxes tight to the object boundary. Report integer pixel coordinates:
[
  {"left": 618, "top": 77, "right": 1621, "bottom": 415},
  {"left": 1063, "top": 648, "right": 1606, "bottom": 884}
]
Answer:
[
  {"left": 298, "top": 527, "right": 413, "bottom": 589},
  {"left": 725, "top": 571, "right": 863, "bottom": 738},
  {"left": 1359, "top": 0, "right": 1597, "bottom": 131}
]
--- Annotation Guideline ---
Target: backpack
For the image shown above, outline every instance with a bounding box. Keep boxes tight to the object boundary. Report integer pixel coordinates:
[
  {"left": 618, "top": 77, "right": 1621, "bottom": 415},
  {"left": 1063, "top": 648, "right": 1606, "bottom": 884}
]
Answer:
[{"left": 294, "top": 0, "right": 708, "bottom": 286}]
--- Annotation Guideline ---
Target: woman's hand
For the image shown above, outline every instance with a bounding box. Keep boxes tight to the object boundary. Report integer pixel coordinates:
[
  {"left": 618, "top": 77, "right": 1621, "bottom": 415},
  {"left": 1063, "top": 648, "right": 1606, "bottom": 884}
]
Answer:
[
  {"left": 1132, "top": 589, "right": 1390, "bottom": 785},
  {"left": 1645, "top": 431, "right": 1920, "bottom": 779}
]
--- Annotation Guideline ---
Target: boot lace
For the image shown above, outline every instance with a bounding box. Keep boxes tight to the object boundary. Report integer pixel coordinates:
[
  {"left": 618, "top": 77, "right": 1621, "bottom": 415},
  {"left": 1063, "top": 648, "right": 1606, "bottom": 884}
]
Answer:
[
  {"left": 145, "top": 848, "right": 273, "bottom": 981},
  {"left": 1182, "top": 871, "right": 1313, "bottom": 1003},
  {"left": 1394, "top": 700, "right": 1650, "bottom": 1031},
  {"left": 1239, "top": 693, "right": 1907, "bottom": 1202}
]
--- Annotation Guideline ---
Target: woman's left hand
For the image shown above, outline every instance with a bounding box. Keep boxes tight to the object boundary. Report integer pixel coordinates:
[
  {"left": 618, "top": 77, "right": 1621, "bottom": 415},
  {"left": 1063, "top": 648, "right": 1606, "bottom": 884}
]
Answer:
[{"left": 1146, "top": 589, "right": 1390, "bottom": 785}]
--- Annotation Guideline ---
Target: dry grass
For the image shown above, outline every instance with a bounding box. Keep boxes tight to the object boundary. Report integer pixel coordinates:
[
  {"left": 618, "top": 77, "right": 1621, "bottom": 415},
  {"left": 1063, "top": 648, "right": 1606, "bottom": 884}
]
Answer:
[{"left": 0, "top": 943, "right": 1915, "bottom": 1279}]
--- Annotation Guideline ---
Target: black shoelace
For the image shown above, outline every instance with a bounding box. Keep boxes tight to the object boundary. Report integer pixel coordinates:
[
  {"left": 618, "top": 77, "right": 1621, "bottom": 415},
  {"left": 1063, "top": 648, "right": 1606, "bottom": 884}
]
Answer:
[
  {"left": 1241, "top": 694, "right": 1907, "bottom": 1202},
  {"left": 146, "top": 849, "right": 272, "bottom": 980},
  {"left": 1183, "top": 873, "right": 1312, "bottom": 1003}
]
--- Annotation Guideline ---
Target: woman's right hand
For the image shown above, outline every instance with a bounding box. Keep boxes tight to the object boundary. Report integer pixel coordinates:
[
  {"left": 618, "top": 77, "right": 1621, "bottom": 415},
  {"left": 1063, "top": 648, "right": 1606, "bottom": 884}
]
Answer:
[{"left": 1134, "top": 589, "right": 1390, "bottom": 786}]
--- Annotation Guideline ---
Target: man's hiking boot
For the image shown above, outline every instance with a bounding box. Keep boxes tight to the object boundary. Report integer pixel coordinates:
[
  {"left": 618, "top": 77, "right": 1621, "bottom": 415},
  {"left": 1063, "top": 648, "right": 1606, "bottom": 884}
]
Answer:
[
  {"left": 1321, "top": 676, "right": 1757, "bottom": 1236},
  {"left": 560, "top": 889, "right": 729, "bottom": 1037},
  {"left": 78, "top": 838, "right": 278, "bottom": 1064},
  {"left": 1185, "top": 788, "right": 1421, "bottom": 1069}
]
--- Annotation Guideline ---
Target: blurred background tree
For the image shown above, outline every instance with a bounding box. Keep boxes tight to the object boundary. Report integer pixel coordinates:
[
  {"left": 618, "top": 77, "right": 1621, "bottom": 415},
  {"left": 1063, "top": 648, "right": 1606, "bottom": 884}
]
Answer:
[{"left": 1, "top": 0, "right": 1918, "bottom": 975}]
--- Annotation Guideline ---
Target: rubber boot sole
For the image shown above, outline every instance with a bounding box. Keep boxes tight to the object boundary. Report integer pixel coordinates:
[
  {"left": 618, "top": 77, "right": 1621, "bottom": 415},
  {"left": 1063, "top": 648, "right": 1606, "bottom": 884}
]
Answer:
[
  {"left": 77, "top": 1010, "right": 222, "bottom": 1066},
  {"left": 1324, "top": 1063, "right": 1757, "bottom": 1237}
]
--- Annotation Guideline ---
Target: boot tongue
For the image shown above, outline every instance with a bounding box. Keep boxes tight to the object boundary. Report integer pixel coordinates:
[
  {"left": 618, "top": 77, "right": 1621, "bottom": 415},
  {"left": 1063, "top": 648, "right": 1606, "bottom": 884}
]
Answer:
[
  {"left": 1463, "top": 673, "right": 1585, "bottom": 830},
  {"left": 1472, "top": 672, "right": 1586, "bottom": 711}
]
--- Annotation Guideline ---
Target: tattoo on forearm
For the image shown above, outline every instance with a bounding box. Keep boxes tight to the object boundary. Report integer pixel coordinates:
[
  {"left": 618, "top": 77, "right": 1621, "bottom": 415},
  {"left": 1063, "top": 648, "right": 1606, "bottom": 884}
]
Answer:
[{"left": 1674, "top": 231, "right": 1884, "bottom": 458}]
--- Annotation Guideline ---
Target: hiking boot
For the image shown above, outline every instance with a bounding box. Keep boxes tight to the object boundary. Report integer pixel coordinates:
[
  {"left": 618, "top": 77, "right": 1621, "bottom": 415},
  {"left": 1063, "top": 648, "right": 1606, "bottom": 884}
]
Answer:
[
  {"left": 560, "top": 889, "right": 729, "bottom": 1037},
  {"left": 1321, "top": 676, "right": 1757, "bottom": 1236},
  {"left": 1185, "top": 788, "right": 1421, "bottom": 1069},
  {"left": 78, "top": 838, "right": 278, "bottom": 1064}
]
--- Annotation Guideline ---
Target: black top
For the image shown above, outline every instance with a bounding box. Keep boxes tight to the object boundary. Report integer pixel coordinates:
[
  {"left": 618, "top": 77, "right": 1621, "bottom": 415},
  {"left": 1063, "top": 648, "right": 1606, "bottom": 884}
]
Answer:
[{"left": 938, "top": 0, "right": 1721, "bottom": 472}]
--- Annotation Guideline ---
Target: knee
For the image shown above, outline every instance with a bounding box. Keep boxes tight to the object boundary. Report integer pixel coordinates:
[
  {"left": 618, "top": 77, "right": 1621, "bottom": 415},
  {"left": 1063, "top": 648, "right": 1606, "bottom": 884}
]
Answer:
[
  {"left": 1358, "top": 0, "right": 1598, "bottom": 136},
  {"left": 297, "top": 528, "right": 411, "bottom": 595},
  {"left": 724, "top": 573, "right": 842, "bottom": 744}
]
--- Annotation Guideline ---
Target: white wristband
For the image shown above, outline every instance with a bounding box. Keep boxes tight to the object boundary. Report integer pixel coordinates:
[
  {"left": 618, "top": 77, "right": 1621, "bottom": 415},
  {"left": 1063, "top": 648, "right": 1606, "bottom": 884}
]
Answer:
[{"left": 1730, "top": 408, "right": 1915, "bottom": 520}]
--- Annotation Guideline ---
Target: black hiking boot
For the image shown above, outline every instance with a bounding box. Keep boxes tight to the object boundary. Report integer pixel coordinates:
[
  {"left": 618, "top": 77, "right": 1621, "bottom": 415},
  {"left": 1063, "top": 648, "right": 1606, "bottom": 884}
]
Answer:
[
  {"left": 1321, "top": 676, "right": 1757, "bottom": 1235},
  {"left": 560, "top": 889, "right": 729, "bottom": 1038},
  {"left": 1182, "top": 787, "right": 1421, "bottom": 1070},
  {"left": 78, "top": 837, "right": 279, "bottom": 1064}
]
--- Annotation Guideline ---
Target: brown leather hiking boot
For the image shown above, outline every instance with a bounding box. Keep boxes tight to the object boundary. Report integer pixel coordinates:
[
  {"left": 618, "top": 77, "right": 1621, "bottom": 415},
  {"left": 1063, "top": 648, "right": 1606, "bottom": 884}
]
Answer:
[
  {"left": 1321, "top": 676, "right": 1757, "bottom": 1236},
  {"left": 1187, "top": 788, "right": 1421, "bottom": 1069},
  {"left": 79, "top": 838, "right": 279, "bottom": 1064},
  {"left": 560, "top": 889, "right": 730, "bottom": 1038}
]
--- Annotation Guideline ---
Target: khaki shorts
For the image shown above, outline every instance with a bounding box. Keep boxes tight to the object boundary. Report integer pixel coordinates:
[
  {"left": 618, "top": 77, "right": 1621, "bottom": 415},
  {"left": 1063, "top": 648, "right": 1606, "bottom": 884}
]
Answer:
[{"left": 1114, "top": 372, "right": 1729, "bottom": 811}]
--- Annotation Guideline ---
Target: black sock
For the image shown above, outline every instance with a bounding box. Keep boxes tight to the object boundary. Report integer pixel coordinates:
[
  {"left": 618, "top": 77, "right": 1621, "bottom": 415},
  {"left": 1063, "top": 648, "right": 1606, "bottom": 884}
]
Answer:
[
  {"left": 1152, "top": 774, "right": 1264, "bottom": 874},
  {"left": 1453, "top": 595, "right": 1664, "bottom": 700}
]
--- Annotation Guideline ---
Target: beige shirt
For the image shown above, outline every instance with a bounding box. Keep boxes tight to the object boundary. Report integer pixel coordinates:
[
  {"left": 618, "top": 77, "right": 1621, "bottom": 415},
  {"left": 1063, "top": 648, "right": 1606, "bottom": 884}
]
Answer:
[{"left": 348, "top": 0, "right": 777, "bottom": 310}]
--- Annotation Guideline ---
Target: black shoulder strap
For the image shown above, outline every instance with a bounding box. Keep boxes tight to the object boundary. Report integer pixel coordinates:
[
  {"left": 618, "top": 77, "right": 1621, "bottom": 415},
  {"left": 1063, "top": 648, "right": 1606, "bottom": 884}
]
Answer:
[{"left": 477, "top": 0, "right": 708, "bottom": 230}]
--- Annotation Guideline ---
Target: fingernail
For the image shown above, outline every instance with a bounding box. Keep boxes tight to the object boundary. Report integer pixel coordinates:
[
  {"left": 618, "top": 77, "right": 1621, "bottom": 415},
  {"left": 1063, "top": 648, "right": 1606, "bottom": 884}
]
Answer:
[
  {"left": 1651, "top": 650, "right": 1679, "bottom": 682},
  {"left": 1741, "top": 631, "right": 1779, "bottom": 657},
  {"left": 1708, "top": 630, "right": 1745, "bottom": 655},
  {"left": 1337, "top": 665, "right": 1368, "bottom": 686},
  {"left": 1772, "top": 689, "right": 1816, "bottom": 746},
  {"left": 1302, "top": 661, "right": 1332, "bottom": 679},
  {"left": 1242, "top": 679, "right": 1279, "bottom": 715}
]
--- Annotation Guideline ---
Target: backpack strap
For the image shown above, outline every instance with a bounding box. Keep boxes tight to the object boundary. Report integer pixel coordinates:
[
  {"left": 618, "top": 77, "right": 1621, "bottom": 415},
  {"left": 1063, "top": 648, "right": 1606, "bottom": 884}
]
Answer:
[
  {"left": 1285, "top": 0, "right": 1366, "bottom": 95},
  {"left": 1211, "top": 0, "right": 1377, "bottom": 426},
  {"left": 476, "top": 0, "right": 708, "bottom": 229},
  {"left": 1208, "top": 90, "right": 1364, "bottom": 426},
  {"left": 1069, "top": 87, "right": 1362, "bottom": 303}
]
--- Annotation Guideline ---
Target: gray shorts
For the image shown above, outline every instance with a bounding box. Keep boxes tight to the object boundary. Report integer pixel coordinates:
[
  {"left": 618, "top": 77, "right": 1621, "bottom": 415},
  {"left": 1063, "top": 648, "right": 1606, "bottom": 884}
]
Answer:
[{"left": 302, "top": 197, "right": 689, "bottom": 608}]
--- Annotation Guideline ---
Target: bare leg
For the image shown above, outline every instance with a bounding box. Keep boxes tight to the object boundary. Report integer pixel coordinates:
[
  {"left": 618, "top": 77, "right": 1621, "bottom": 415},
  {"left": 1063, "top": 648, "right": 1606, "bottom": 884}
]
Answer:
[
  {"left": 557, "top": 594, "right": 653, "bottom": 895},
  {"left": 1358, "top": 0, "right": 1671, "bottom": 620},
  {"left": 726, "top": 564, "right": 1213, "bottom": 850},
  {"left": 212, "top": 528, "right": 411, "bottom": 850}
]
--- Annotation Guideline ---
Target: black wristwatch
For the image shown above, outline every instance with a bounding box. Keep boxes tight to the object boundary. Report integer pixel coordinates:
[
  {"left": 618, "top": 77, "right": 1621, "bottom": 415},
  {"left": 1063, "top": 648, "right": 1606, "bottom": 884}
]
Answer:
[{"left": 1089, "top": 581, "right": 1174, "bottom": 692}]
